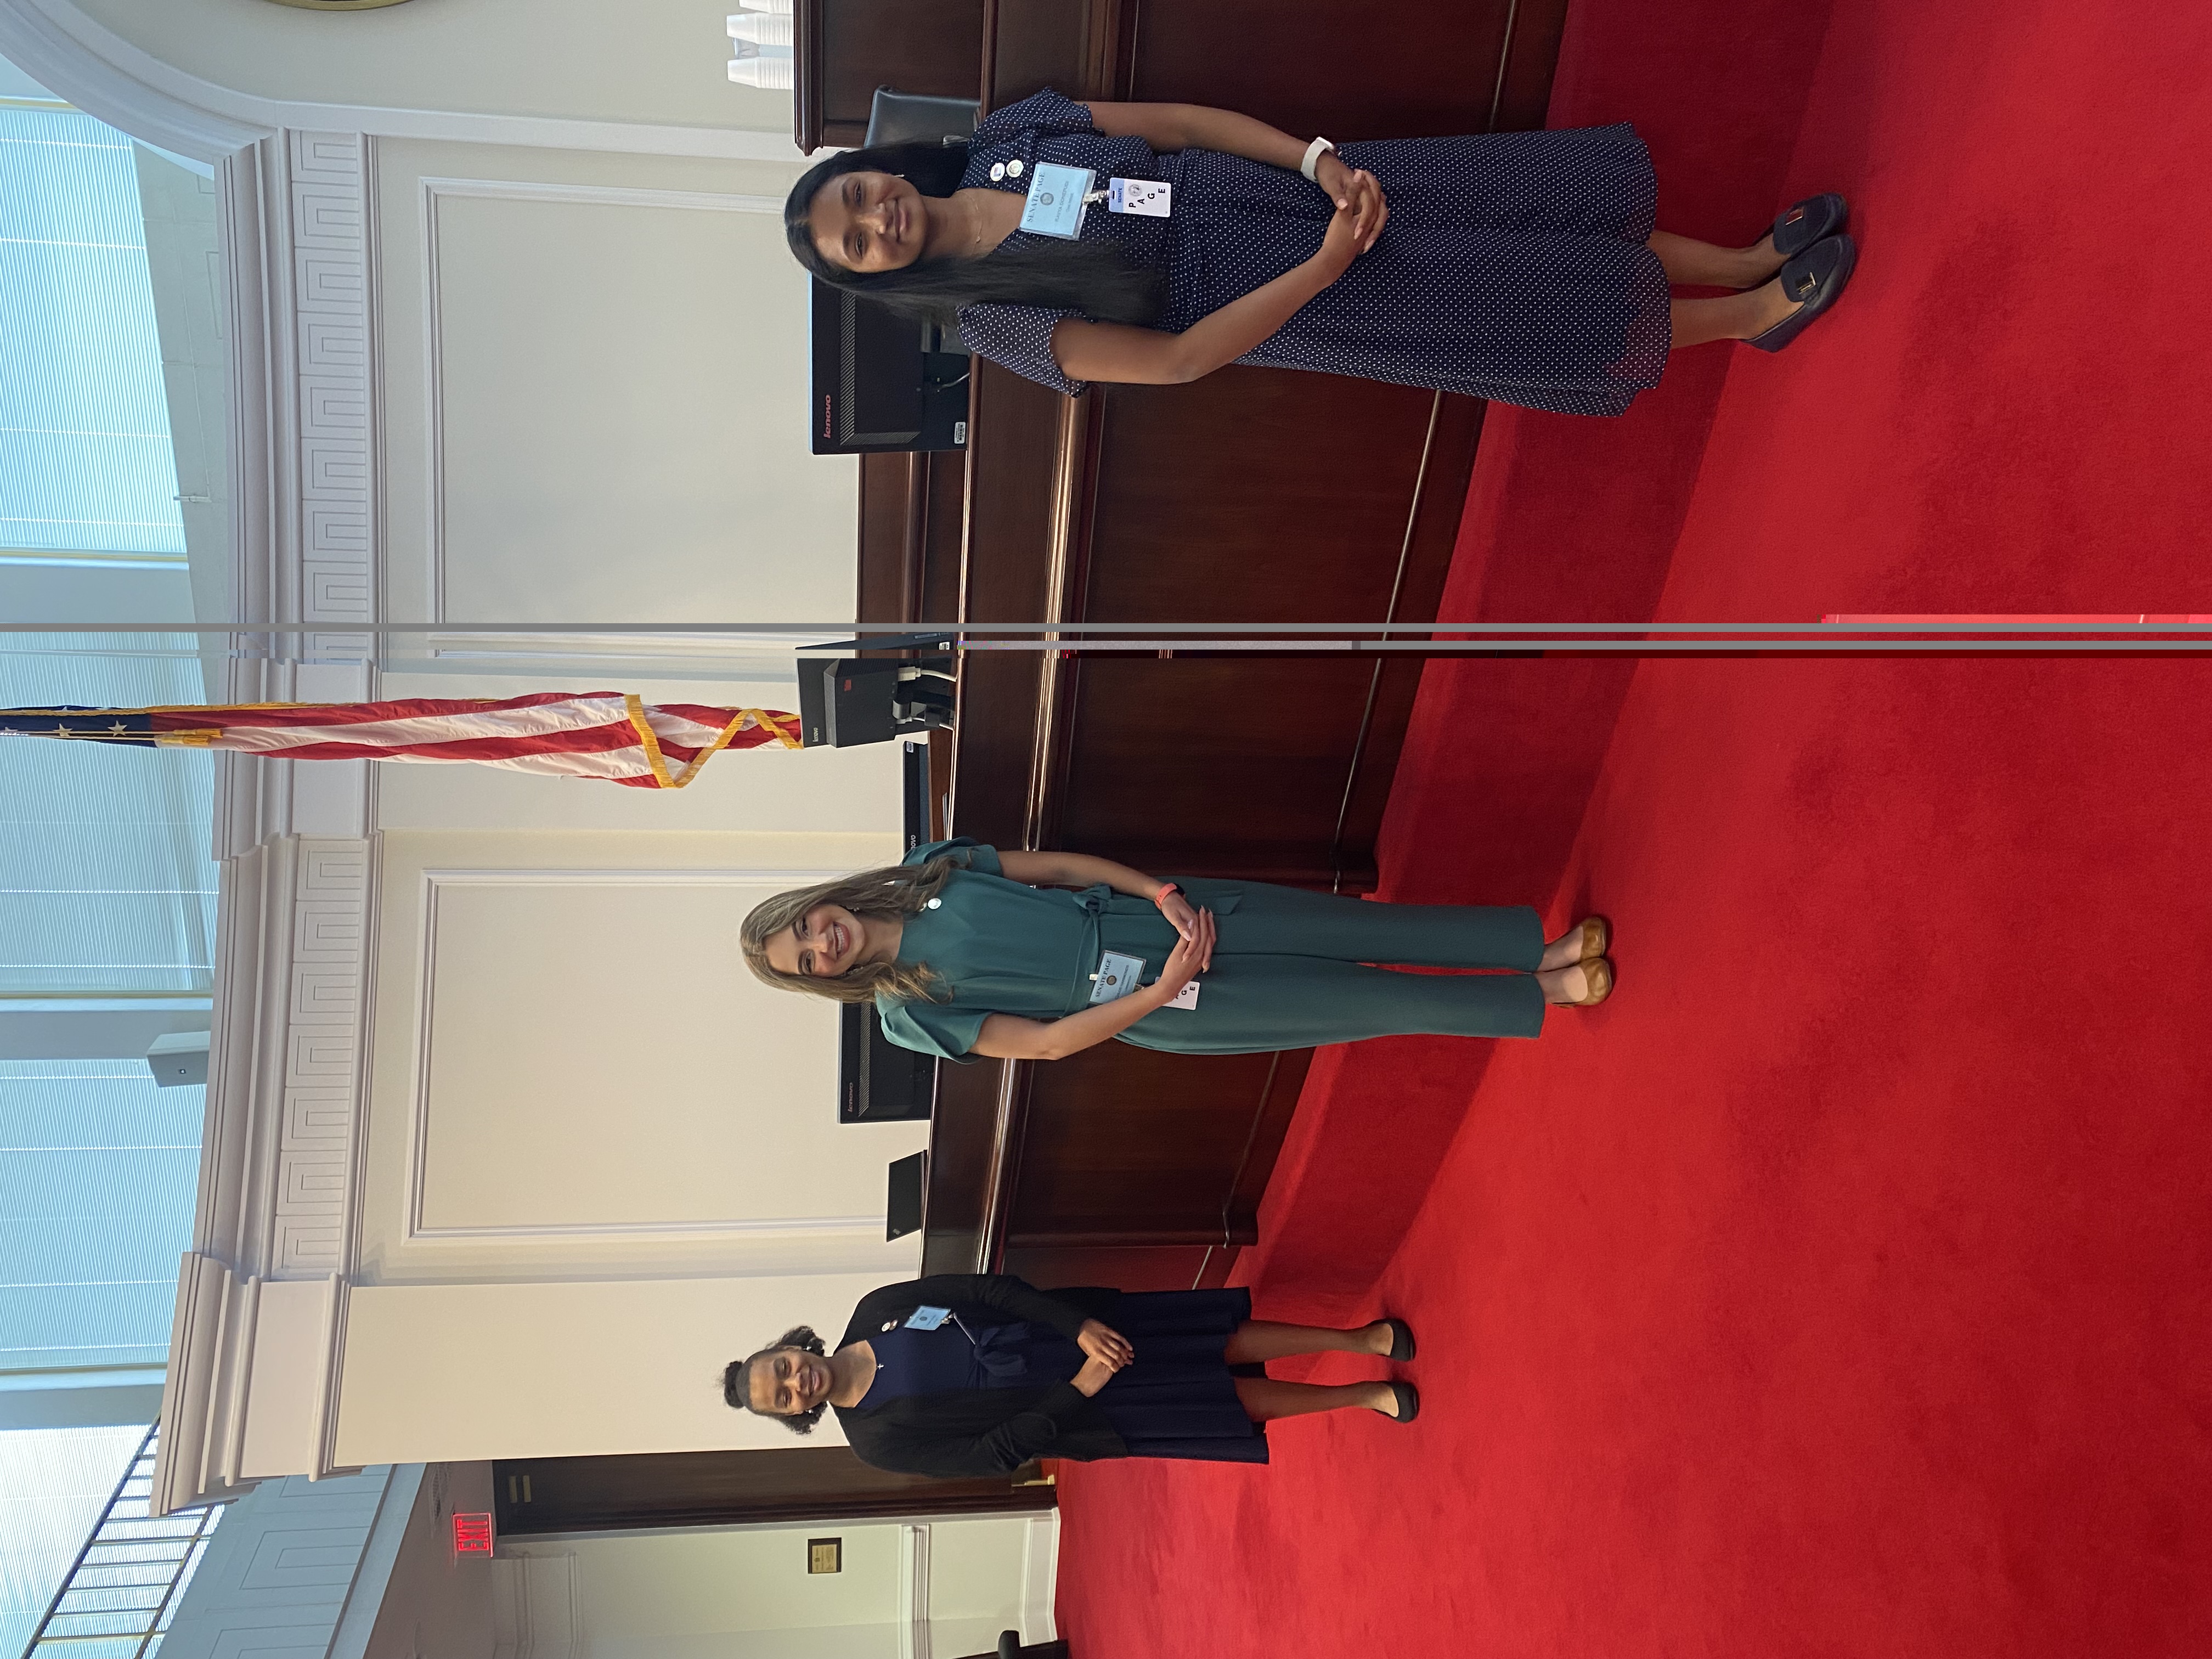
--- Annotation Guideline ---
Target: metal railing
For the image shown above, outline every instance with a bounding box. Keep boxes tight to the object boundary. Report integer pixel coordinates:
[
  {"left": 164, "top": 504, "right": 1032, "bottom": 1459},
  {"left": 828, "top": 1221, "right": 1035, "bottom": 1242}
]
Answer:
[{"left": 21, "top": 1425, "right": 223, "bottom": 1659}]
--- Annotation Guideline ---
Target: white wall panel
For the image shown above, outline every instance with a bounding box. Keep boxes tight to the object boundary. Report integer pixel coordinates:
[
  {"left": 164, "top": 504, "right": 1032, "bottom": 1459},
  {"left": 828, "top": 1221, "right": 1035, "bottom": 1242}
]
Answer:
[
  {"left": 360, "top": 828, "right": 923, "bottom": 1283},
  {"left": 377, "top": 143, "right": 855, "bottom": 633},
  {"left": 408, "top": 871, "right": 879, "bottom": 1237},
  {"left": 334, "top": 1274, "right": 893, "bottom": 1463}
]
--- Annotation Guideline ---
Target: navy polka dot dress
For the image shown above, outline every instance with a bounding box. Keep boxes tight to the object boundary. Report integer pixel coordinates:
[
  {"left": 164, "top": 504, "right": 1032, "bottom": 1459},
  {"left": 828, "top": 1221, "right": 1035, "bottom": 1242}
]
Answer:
[{"left": 956, "top": 89, "right": 1671, "bottom": 417}]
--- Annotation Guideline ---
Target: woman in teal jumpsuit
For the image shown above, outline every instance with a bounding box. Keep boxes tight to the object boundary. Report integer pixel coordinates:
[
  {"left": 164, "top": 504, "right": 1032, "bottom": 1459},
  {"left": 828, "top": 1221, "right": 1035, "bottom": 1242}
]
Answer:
[{"left": 740, "top": 839, "right": 1612, "bottom": 1063}]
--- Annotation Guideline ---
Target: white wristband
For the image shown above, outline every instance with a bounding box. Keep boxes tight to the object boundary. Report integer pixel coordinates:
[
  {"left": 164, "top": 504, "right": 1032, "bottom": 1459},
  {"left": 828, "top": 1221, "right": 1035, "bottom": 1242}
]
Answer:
[{"left": 1300, "top": 137, "right": 1335, "bottom": 183}]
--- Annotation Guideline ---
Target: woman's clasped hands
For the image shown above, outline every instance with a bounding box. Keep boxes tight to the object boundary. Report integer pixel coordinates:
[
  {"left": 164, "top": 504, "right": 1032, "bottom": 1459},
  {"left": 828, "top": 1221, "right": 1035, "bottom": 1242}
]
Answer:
[
  {"left": 1148, "top": 896, "right": 1215, "bottom": 1009},
  {"left": 1315, "top": 152, "right": 1389, "bottom": 272},
  {"left": 1073, "top": 1318, "right": 1135, "bottom": 1396}
]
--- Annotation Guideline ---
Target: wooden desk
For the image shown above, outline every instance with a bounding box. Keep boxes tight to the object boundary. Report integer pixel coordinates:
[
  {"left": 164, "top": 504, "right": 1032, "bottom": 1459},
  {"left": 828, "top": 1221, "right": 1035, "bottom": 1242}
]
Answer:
[
  {"left": 843, "top": 0, "right": 1573, "bottom": 1290},
  {"left": 795, "top": 0, "right": 985, "bottom": 153}
]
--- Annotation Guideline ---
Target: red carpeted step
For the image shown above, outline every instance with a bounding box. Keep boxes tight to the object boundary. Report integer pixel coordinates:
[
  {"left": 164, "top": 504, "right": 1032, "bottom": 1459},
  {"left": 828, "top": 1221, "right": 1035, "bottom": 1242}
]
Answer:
[{"left": 1054, "top": 0, "right": 2212, "bottom": 1651}]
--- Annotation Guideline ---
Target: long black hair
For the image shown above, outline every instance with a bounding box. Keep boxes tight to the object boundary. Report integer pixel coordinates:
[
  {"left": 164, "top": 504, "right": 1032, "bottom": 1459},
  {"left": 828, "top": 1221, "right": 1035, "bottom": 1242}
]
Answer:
[
  {"left": 724, "top": 1325, "right": 829, "bottom": 1435},
  {"left": 783, "top": 140, "right": 1161, "bottom": 331}
]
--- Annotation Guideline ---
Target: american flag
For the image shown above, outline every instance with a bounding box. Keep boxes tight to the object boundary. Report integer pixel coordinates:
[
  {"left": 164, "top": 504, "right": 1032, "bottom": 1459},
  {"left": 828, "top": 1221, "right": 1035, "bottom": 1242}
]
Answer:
[{"left": 0, "top": 693, "right": 799, "bottom": 788}]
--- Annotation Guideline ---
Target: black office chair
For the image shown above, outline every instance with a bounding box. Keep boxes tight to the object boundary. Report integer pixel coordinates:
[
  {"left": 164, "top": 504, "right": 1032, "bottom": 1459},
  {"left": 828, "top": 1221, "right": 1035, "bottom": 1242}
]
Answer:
[{"left": 863, "top": 85, "right": 979, "bottom": 148}]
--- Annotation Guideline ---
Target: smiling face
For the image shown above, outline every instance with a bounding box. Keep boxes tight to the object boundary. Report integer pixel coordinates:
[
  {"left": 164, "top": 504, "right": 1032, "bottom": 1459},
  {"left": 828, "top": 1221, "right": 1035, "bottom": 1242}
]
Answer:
[
  {"left": 749, "top": 1346, "right": 834, "bottom": 1417},
  {"left": 808, "top": 170, "right": 927, "bottom": 274},
  {"left": 761, "top": 902, "right": 865, "bottom": 979}
]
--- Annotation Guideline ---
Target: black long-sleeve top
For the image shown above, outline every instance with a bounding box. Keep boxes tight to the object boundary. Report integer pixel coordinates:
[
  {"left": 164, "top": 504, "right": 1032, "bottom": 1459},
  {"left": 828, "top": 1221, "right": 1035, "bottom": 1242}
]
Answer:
[{"left": 831, "top": 1274, "right": 1126, "bottom": 1478}]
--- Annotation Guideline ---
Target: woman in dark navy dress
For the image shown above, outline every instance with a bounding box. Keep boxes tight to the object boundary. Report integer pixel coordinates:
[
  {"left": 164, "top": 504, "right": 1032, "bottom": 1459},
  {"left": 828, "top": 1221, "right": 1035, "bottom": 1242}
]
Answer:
[
  {"left": 783, "top": 90, "right": 1856, "bottom": 414},
  {"left": 723, "top": 1274, "right": 1419, "bottom": 1478}
]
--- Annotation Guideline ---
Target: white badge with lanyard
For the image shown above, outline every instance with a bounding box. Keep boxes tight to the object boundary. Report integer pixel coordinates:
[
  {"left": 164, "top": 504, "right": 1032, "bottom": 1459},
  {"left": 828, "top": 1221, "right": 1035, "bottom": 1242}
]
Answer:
[
  {"left": 1020, "top": 163, "right": 1172, "bottom": 239},
  {"left": 1089, "top": 950, "right": 1201, "bottom": 1009},
  {"left": 1088, "top": 950, "right": 1145, "bottom": 1003},
  {"left": 1019, "top": 163, "right": 1098, "bottom": 239}
]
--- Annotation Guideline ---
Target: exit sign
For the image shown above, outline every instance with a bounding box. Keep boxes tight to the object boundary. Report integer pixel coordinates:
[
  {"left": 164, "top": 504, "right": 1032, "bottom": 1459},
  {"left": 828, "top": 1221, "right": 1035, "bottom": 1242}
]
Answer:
[{"left": 453, "top": 1512, "right": 494, "bottom": 1555}]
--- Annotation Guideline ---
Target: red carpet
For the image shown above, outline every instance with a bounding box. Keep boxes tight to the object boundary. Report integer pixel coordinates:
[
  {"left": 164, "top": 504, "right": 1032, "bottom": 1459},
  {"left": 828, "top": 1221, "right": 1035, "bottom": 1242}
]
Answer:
[{"left": 1053, "top": 1, "right": 2212, "bottom": 1654}]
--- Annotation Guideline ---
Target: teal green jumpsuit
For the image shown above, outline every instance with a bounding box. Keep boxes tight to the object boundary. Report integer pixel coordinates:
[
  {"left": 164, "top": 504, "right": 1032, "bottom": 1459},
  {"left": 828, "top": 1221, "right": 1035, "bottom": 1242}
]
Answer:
[{"left": 876, "top": 839, "right": 1547, "bottom": 1060}]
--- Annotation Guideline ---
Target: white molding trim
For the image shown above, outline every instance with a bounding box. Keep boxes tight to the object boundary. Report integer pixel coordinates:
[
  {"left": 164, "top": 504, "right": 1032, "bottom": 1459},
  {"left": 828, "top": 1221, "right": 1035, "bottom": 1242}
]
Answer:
[
  {"left": 156, "top": 836, "right": 374, "bottom": 1514},
  {"left": 0, "top": 0, "right": 266, "bottom": 161},
  {"left": 416, "top": 177, "right": 783, "bottom": 625},
  {"left": 212, "top": 126, "right": 377, "bottom": 853},
  {"left": 898, "top": 1523, "right": 933, "bottom": 1659},
  {"left": 402, "top": 867, "right": 865, "bottom": 1243},
  {"left": 420, "top": 176, "right": 787, "bottom": 215},
  {"left": 1020, "top": 1510, "right": 1062, "bottom": 1644},
  {"left": 289, "top": 132, "right": 377, "bottom": 639},
  {"left": 0, "top": 0, "right": 812, "bottom": 163}
]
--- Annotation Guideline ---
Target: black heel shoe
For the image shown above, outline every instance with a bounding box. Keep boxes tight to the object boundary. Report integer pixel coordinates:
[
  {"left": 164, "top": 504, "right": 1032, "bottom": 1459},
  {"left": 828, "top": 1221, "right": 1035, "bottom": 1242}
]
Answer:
[
  {"left": 1747, "top": 235, "right": 1858, "bottom": 353},
  {"left": 1384, "top": 1381, "right": 1421, "bottom": 1423},
  {"left": 1381, "top": 1317, "right": 1417, "bottom": 1362}
]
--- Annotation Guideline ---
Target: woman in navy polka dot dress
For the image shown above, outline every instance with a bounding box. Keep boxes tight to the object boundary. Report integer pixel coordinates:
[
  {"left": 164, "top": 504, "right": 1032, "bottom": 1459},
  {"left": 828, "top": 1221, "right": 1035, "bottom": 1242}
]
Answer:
[{"left": 785, "top": 90, "right": 1856, "bottom": 415}]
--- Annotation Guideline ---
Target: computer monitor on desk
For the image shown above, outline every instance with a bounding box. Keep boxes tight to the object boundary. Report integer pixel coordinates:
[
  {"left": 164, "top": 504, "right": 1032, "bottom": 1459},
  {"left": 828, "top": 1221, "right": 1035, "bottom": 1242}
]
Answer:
[{"left": 810, "top": 279, "right": 970, "bottom": 454}]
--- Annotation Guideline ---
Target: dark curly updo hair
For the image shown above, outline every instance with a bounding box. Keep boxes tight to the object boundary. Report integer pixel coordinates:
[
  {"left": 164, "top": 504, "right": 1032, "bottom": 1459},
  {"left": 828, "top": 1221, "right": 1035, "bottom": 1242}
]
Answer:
[{"left": 723, "top": 1325, "right": 829, "bottom": 1435}]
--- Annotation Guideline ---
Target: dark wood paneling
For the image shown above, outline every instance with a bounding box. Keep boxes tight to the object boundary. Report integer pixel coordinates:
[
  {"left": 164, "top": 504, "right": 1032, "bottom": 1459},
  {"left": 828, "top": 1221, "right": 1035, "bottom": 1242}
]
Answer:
[
  {"left": 959, "top": 368, "right": 1072, "bottom": 628},
  {"left": 986, "top": 0, "right": 1126, "bottom": 114},
  {"left": 923, "top": 454, "right": 968, "bottom": 623},
  {"left": 1053, "top": 658, "right": 1382, "bottom": 885},
  {"left": 856, "top": 453, "right": 920, "bottom": 625},
  {"left": 1080, "top": 372, "right": 1445, "bottom": 620},
  {"left": 1002, "top": 1243, "right": 1235, "bottom": 1292},
  {"left": 494, "top": 1447, "right": 1052, "bottom": 1534},
  {"left": 856, "top": 452, "right": 969, "bottom": 635},
  {"left": 1331, "top": 395, "right": 1490, "bottom": 875},
  {"left": 1014, "top": 1046, "right": 1283, "bottom": 1240},
  {"left": 1043, "top": 376, "right": 1469, "bottom": 885},
  {"left": 797, "top": 0, "right": 986, "bottom": 153},
  {"left": 920, "top": 1058, "right": 1010, "bottom": 1274},
  {"left": 1127, "top": 0, "right": 1568, "bottom": 137}
]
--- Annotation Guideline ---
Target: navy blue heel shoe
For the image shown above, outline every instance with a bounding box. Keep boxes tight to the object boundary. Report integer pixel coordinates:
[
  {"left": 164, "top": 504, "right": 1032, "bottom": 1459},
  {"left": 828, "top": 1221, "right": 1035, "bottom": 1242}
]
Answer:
[
  {"left": 1747, "top": 234, "right": 1858, "bottom": 353},
  {"left": 1772, "top": 192, "right": 1849, "bottom": 257}
]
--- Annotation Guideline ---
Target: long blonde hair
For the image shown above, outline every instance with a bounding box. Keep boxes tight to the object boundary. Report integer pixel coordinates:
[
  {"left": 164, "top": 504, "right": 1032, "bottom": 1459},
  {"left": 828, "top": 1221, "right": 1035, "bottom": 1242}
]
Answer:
[{"left": 740, "top": 857, "right": 955, "bottom": 1005}]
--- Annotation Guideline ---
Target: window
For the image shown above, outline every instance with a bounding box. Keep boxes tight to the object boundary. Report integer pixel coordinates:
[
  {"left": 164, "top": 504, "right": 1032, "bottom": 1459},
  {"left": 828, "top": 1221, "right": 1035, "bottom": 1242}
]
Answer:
[{"left": 0, "top": 52, "right": 225, "bottom": 1651}]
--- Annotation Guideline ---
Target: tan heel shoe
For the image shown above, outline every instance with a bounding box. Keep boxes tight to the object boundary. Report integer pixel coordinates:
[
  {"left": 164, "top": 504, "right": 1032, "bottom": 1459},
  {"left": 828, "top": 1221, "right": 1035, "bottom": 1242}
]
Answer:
[
  {"left": 1565, "top": 957, "right": 1614, "bottom": 1008},
  {"left": 1576, "top": 916, "right": 1612, "bottom": 964}
]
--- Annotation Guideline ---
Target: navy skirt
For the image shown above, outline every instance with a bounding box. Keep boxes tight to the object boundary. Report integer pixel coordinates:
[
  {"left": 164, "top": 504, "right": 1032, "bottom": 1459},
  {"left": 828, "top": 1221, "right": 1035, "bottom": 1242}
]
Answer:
[{"left": 1070, "top": 1286, "right": 1268, "bottom": 1465}]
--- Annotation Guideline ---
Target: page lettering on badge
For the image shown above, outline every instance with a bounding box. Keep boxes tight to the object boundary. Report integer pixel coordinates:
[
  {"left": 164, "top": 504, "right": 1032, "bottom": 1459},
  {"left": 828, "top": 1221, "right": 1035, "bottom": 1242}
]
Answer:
[
  {"left": 1107, "top": 177, "right": 1172, "bottom": 217},
  {"left": 1019, "top": 163, "right": 1097, "bottom": 239},
  {"left": 1089, "top": 950, "right": 1147, "bottom": 1003},
  {"left": 1165, "top": 979, "right": 1200, "bottom": 1011}
]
